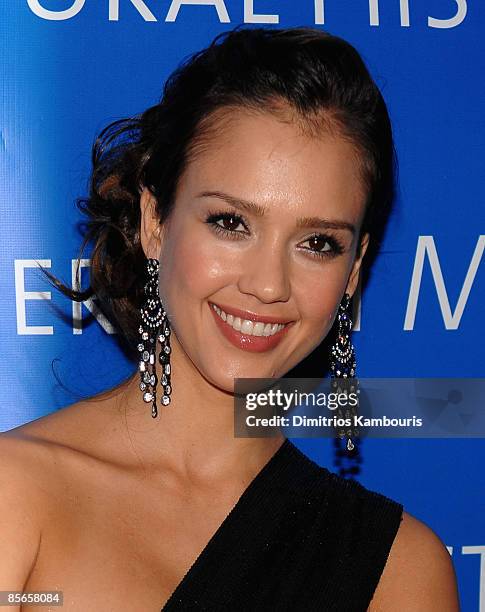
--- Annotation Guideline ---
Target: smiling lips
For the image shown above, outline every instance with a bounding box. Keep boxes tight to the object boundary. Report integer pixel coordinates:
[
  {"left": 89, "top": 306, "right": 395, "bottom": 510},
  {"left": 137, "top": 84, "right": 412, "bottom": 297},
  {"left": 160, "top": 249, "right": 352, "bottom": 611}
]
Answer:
[{"left": 209, "top": 302, "right": 294, "bottom": 353}]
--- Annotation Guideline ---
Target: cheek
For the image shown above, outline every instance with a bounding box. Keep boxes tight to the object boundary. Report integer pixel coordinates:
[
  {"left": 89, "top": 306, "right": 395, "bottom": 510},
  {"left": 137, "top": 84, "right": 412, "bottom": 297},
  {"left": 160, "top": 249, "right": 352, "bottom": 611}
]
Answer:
[
  {"left": 293, "top": 259, "right": 351, "bottom": 328},
  {"left": 159, "top": 225, "right": 232, "bottom": 304}
]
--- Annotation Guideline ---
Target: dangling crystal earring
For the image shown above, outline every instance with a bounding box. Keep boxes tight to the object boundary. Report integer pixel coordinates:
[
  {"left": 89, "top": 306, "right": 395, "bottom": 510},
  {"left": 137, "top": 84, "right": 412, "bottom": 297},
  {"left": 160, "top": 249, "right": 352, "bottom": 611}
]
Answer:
[
  {"left": 329, "top": 292, "right": 359, "bottom": 454},
  {"left": 138, "top": 257, "right": 172, "bottom": 418}
]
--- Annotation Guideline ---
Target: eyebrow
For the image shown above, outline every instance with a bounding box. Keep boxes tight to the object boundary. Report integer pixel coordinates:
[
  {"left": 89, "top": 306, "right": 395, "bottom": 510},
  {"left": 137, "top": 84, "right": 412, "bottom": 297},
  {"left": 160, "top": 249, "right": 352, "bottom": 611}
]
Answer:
[{"left": 196, "top": 190, "right": 356, "bottom": 235}]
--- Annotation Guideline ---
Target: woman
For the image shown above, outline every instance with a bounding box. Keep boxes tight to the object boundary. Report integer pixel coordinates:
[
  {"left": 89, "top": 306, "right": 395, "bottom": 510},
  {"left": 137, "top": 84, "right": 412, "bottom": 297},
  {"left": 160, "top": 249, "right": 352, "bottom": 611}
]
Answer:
[{"left": 0, "top": 27, "right": 458, "bottom": 611}]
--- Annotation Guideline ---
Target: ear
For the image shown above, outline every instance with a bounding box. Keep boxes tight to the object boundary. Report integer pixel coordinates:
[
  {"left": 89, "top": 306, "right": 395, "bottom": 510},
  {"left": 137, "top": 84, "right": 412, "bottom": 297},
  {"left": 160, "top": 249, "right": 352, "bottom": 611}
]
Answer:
[
  {"left": 140, "top": 186, "right": 162, "bottom": 259},
  {"left": 345, "top": 232, "right": 370, "bottom": 298}
]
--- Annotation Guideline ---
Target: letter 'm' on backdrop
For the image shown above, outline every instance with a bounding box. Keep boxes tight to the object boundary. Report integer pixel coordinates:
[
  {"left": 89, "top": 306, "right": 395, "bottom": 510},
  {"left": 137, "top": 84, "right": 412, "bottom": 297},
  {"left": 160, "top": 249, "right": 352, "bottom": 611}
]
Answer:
[{"left": 1, "top": 2, "right": 483, "bottom": 609}]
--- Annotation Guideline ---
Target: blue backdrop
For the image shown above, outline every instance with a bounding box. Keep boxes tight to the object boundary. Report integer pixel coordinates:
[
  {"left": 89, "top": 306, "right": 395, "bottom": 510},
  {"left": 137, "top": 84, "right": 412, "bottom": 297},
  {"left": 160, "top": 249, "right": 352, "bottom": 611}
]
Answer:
[{"left": 1, "top": 1, "right": 484, "bottom": 610}]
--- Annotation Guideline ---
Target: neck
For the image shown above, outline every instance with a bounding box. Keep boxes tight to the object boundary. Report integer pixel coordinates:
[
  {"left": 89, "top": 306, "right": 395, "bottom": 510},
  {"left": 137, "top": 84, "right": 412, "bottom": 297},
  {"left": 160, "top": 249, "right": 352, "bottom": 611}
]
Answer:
[{"left": 113, "top": 335, "right": 286, "bottom": 481}]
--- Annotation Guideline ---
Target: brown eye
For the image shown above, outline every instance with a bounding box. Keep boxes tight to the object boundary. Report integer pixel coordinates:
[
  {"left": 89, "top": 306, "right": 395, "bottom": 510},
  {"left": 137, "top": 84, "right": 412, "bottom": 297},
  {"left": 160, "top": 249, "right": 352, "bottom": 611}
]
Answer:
[
  {"left": 220, "top": 214, "right": 241, "bottom": 232},
  {"left": 300, "top": 233, "right": 345, "bottom": 260},
  {"left": 308, "top": 235, "right": 332, "bottom": 253},
  {"left": 205, "top": 210, "right": 249, "bottom": 238}
]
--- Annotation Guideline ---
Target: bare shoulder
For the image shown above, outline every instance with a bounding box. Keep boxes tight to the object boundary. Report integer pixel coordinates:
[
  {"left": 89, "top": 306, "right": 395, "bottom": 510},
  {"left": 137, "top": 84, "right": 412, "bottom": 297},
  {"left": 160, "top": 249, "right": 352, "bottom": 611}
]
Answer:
[
  {"left": 0, "top": 405, "right": 85, "bottom": 508},
  {"left": 2, "top": 386, "right": 127, "bottom": 461},
  {"left": 0, "top": 406, "right": 91, "bottom": 593},
  {"left": 0, "top": 392, "right": 122, "bottom": 492},
  {"left": 368, "top": 510, "right": 459, "bottom": 611},
  {"left": 0, "top": 431, "right": 52, "bottom": 592},
  {"left": 0, "top": 426, "right": 59, "bottom": 498},
  {"left": 0, "top": 391, "right": 131, "bottom": 596}
]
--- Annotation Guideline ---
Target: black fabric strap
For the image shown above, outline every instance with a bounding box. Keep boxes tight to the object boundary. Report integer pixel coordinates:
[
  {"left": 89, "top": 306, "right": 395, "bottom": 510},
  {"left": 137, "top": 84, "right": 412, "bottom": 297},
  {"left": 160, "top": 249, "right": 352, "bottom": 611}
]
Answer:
[{"left": 162, "top": 439, "right": 403, "bottom": 611}]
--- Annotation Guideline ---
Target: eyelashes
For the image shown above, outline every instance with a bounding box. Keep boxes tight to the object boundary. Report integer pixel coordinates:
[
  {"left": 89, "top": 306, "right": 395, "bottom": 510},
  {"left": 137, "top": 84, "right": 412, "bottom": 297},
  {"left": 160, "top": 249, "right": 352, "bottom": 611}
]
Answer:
[
  {"left": 204, "top": 209, "right": 346, "bottom": 260},
  {"left": 205, "top": 210, "right": 248, "bottom": 238}
]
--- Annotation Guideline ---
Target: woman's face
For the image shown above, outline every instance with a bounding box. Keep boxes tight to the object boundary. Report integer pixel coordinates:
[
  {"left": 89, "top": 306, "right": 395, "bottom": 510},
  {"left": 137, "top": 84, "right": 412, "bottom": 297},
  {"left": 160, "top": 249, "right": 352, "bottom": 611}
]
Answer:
[{"left": 140, "top": 108, "right": 369, "bottom": 389}]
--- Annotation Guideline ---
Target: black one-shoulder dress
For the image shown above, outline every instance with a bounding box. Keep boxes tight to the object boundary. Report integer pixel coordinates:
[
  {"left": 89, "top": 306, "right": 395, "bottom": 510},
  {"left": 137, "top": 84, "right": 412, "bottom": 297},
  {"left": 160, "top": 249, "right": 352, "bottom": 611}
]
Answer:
[{"left": 161, "top": 438, "right": 403, "bottom": 611}]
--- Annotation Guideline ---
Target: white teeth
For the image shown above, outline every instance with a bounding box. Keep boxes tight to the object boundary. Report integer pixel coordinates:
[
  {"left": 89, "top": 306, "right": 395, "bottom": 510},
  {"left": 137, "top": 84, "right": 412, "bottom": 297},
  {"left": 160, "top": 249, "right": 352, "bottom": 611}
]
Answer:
[
  {"left": 240, "top": 319, "right": 254, "bottom": 335},
  {"left": 211, "top": 304, "right": 286, "bottom": 337},
  {"left": 263, "top": 323, "right": 273, "bottom": 336},
  {"left": 252, "top": 322, "right": 265, "bottom": 336}
]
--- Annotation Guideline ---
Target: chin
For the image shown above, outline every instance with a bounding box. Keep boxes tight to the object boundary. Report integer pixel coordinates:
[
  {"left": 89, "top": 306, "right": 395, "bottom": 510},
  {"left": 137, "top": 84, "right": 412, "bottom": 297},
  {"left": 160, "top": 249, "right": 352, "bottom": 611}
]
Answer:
[{"left": 211, "top": 362, "right": 287, "bottom": 394}]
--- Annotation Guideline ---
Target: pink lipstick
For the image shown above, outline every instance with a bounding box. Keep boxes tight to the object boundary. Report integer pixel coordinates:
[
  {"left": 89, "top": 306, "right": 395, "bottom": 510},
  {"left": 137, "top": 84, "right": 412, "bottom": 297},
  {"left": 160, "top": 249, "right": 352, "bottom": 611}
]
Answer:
[{"left": 209, "top": 301, "right": 294, "bottom": 353}]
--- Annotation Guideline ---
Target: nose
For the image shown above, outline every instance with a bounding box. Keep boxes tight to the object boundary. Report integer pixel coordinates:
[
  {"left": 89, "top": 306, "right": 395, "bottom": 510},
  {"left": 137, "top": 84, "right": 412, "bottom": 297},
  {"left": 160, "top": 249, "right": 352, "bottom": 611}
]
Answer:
[{"left": 236, "top": 237, "right": 291, "bottom": 304}]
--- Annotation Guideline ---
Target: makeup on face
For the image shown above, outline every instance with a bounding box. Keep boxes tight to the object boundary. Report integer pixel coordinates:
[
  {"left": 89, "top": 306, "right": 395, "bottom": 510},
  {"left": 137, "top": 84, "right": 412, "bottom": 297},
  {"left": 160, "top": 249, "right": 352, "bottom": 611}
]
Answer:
[
  {"left": 157, "top": 109, "right": 367, "bottom": 385},
  {"left": 209, "top": 301, "right": 296, "bottom": 353}
]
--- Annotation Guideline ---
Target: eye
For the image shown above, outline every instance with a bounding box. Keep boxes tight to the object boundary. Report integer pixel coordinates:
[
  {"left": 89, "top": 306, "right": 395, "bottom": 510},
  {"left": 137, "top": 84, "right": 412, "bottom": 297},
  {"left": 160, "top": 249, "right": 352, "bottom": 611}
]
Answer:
[
  {"left": 205, "top": 210, "right": 249, "bottom": 239},
  {"left": 205, "top": 210, "right": 345, "bottom": 259},
  {"left": 299, "top": 234, "right": 345, "bottom": 259}
]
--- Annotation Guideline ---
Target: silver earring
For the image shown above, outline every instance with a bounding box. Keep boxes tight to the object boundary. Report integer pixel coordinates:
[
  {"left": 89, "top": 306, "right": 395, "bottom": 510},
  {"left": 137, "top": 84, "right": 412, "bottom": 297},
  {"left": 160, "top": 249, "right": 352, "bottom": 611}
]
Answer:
[
  {"left": 329, "top": 292, "right": 358, "bottom": 453},
  {"left": 138, "top": 258, "right": 172, "bottom": 417}
]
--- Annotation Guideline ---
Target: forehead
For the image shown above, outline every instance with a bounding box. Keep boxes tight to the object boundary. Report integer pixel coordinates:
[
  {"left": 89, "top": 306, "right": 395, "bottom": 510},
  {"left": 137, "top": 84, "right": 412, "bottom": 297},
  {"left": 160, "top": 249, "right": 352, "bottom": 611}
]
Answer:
[{"left": 178, "top": 108, "right": 367, "bottom": 224}]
